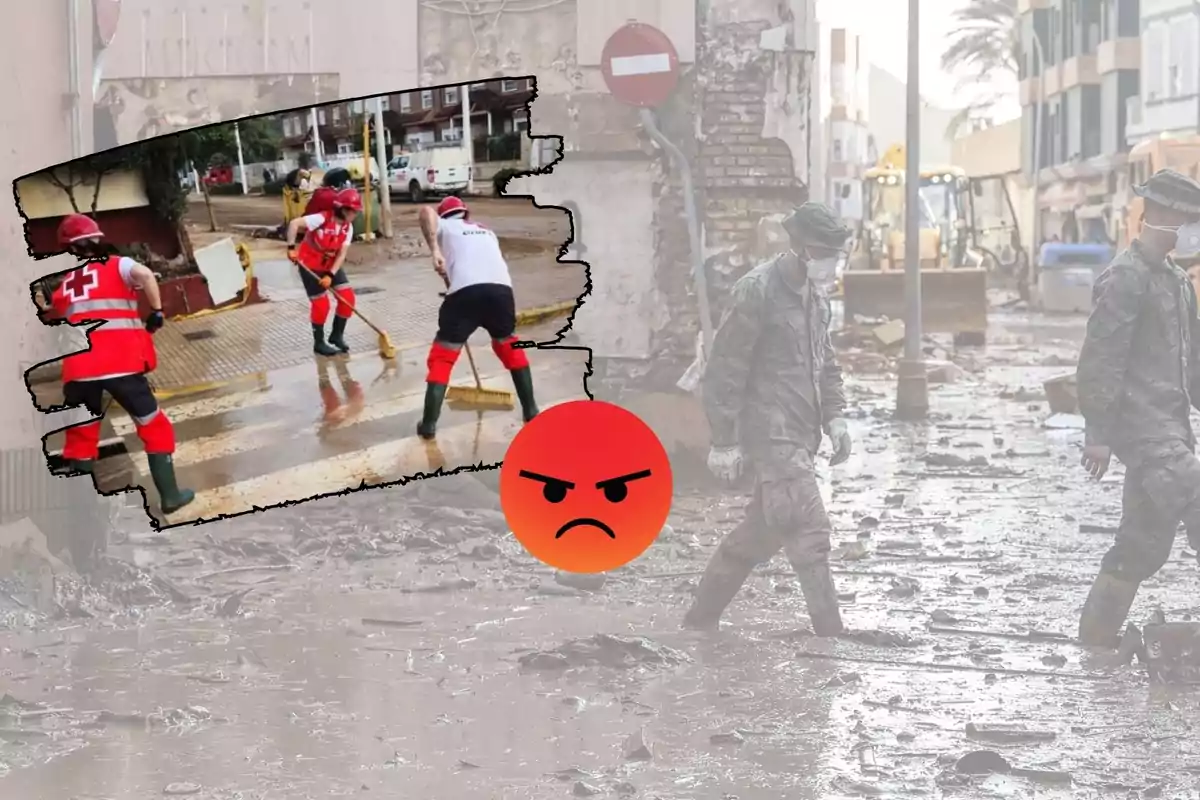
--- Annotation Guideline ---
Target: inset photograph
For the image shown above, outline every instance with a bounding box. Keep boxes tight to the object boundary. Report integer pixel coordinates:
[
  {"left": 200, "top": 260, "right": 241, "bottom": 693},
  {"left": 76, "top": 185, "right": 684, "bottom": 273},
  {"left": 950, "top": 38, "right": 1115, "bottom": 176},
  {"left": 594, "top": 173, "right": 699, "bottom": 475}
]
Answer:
[{"left": 19, "top": 80, "right": 588, "bottom": 528}]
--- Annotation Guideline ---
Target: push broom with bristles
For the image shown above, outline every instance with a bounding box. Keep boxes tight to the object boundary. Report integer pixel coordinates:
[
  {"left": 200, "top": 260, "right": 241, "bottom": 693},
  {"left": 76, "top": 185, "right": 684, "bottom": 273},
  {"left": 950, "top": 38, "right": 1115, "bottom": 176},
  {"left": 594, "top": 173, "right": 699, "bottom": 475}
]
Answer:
[
  {"left": 446, "top": 341, "right": 516, "bottom": 411},
  {"left": 438, "top": 274, "right": 515, "bottom": 410},
  {"left": 295, "top": 262, "right": 398, "bottom": 360}
]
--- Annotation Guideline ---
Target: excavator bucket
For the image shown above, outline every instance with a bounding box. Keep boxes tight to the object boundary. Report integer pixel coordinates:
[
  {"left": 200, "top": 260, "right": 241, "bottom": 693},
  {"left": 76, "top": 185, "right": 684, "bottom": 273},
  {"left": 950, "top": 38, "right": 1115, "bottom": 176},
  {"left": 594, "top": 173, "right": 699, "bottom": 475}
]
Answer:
[{"left": 842, "top": 267, "right": 989, "bottom": 336}]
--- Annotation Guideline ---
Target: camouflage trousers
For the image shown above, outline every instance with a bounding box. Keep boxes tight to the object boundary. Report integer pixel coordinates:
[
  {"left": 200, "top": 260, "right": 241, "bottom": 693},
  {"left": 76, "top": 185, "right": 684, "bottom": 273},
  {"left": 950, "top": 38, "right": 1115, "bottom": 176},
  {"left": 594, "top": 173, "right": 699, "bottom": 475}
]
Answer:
[
  {"left": 1102, "top": 439, "right": 1200, "bottom": 583},
  {"left": 711, "top": 445, "right": 833, "bottom": 572}
]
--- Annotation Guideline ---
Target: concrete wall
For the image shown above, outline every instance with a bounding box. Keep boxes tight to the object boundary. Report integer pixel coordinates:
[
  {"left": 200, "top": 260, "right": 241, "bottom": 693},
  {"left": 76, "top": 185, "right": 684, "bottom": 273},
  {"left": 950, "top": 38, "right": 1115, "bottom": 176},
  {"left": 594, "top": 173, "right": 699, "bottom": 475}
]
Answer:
[
  {"left": 2, "top": 3, "right": 95, "bottom": 450},
  {"left": 1, "top": 3, "right": 108, "bottom": 540},
  {"left": 868, "top": 64, "right": 958, "bottom": 166},
  {"left": 950, "top": 120, "right": 1022, "bottom": 177},
  {"left": 99, "top": 0, "right": 418, "bottom": 99},
  {"left": 98, "top": 74, "right": 340, "bottom": 145}
]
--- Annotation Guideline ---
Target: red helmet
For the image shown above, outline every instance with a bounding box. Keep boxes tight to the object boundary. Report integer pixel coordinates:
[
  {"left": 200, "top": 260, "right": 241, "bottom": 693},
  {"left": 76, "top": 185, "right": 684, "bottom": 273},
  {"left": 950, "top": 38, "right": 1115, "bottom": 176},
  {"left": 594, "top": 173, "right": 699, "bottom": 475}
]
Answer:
[
  {"left": 333, "top": 188, "right": 363, "bottom": 211},
  {"left": 57, "top": 214, "right": 103, "bottom": 246},
  {"left": 437, "top": 196, "right": 469, "bottom": 219}
]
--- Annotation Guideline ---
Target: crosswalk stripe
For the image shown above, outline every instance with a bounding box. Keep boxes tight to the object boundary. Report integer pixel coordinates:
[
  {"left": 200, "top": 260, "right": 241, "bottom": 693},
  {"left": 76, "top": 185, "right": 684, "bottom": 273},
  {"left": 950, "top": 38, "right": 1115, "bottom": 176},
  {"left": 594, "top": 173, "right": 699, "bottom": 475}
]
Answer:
[
  {"left": 111, "top": 365, "right": 529, "bottom": 469},
  {"left": 109, "top": 387, "right": 277, "bottom": 436},
  {"left": 165, "top": 398, "right": 572, "bottom": 524},
  {"left": 107, "top": 360, "right": 521, "bottom": 437}
]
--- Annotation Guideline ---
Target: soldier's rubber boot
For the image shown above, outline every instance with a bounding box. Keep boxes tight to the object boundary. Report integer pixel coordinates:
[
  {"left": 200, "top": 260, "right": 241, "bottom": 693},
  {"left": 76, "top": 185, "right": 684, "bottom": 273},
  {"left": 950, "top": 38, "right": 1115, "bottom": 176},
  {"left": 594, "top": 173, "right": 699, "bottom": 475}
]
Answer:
[
  {"left": 795, "top": 561, "right": 845, "bottom": 636},
  {"left": 417, "top": 382, "right": 448, "bottom": 440},
  {"left": 682, "top": 551, "right": 756, "bottom": 632},
  {"left": 328, "top": 315, "right": 350, "bottom": 354},
  {"left": 147, "top": 453, "right": 195, "bottom": 515},
  {"left": 312, "top": 323, "right": 340, "bottom": 357},
  {"left": 510, "top": 366, "right": 539, "bottom": 422},
  {"left": 1078, "top": 571, "right": 1140, "bottom": 648}
]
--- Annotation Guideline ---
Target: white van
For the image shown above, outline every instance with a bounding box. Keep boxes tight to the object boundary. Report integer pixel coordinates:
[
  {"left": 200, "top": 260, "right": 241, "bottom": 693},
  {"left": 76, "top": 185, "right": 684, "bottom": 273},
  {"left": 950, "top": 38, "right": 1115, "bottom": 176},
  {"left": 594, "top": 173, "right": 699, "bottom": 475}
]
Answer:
[{"left": 387, "top": 144, "right": 470, "bottom": 202}]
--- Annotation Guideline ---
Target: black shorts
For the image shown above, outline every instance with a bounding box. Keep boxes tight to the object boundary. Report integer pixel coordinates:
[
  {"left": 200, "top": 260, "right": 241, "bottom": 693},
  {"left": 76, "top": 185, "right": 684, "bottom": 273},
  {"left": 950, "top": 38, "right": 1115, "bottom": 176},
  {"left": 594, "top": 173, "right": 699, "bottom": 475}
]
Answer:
[
  {"left": 298, "top": 266, "right": 350, "bottom": 299},
  {"left": 436, "top": 283, "right": 517, "bottom": 345},
  {"left": 63, "top": 374, "right": 159, "bottom": 421}
]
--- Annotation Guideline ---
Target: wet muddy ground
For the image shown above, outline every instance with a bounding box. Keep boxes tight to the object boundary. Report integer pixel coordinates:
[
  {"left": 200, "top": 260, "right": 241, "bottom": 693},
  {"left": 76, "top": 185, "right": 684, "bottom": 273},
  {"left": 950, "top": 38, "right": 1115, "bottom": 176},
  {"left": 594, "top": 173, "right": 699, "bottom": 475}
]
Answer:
[
  {"left": 187, "top": 194, "right": 570, "bottom": 273},
  {"left": 4, "top": 306, "right": 1200, "bottom": 798}
]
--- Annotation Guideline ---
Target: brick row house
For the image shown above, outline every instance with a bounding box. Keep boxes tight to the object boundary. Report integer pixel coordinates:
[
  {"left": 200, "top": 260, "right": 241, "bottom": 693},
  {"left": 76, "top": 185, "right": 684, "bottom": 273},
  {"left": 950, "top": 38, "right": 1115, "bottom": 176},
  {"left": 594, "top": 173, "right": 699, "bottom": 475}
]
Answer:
[{"left": 278, "top": 78, "right": 533, "bottom": 161}]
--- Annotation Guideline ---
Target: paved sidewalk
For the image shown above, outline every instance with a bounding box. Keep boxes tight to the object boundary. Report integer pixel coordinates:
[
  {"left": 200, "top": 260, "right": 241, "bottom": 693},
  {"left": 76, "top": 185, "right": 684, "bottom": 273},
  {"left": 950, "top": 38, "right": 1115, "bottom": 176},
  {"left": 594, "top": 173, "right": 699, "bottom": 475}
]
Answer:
[{"left": 148, "top": 253, "right": 584, "bottom": 391}]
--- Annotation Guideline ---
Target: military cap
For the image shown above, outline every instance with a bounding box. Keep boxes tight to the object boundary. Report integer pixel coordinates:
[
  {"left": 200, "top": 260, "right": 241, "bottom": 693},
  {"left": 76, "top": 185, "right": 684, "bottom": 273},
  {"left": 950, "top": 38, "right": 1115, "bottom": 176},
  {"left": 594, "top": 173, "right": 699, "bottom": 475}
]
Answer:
[
  {"left": 1133, "top": 168, "right": 1200, "bottom": 217},
  {"left": 781, "top": 202, "right": 853, "bottom": 249}
]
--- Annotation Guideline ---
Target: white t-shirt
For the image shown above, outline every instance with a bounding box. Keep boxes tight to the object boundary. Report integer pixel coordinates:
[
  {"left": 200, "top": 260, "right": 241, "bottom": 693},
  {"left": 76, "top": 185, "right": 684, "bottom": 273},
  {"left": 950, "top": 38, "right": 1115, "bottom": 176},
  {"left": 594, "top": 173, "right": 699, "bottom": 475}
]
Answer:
[
  {"left": 116, "top": 256, "right": 140, "bottom": 288},
  {"left": 436, "top": 216, "right": 512, "bottom": 294}
]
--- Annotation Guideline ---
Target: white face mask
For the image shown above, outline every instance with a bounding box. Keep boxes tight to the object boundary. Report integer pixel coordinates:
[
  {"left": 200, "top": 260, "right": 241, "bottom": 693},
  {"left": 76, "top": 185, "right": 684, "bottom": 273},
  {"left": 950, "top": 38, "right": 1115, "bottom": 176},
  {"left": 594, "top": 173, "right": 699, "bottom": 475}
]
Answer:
[
  {"left": 1175, "top": 223, "right": 1200, "bottom": 257},
  {"left": 807, "top": 257, "right": 841, "bottom": 283}
]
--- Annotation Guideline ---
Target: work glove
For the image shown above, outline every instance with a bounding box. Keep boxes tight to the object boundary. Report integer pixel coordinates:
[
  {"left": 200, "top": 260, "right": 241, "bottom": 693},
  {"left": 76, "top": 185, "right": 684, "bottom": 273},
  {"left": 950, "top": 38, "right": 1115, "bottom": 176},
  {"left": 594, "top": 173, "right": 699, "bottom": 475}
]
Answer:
[
  {"left": 318, "top": 275, "right": 333, "bottom": 290},
  {"left": 144, "top": 309, "right": 165, "bottom": 334},
  {"left": 707, "top": 445, "right": 744, "bottom": 483},
  {"left": 1081, "top": 444, "right": 1111, "bottom": 480},
  {"left": 827, "top": 418, "right": 852, "bottom": 466}
]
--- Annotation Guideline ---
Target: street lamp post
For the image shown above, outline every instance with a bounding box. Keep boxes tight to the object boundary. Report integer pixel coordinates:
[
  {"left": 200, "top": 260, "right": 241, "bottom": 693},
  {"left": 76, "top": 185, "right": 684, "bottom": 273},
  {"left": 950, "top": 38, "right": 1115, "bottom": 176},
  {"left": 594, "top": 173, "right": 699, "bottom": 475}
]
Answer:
[
  {"left": 895, "top": 0, "right": 929, "bottom": 419},
  {"left": 1029, "top": 29, "right": 1046, "bottom": 300}
]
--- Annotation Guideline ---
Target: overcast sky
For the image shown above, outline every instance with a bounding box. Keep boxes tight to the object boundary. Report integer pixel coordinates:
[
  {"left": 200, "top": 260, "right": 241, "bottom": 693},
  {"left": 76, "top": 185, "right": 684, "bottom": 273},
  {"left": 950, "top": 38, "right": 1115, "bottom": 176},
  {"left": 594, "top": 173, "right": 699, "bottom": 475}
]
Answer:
[{"left": 816, "top": 0, "right": 1019, "bottom": 118}]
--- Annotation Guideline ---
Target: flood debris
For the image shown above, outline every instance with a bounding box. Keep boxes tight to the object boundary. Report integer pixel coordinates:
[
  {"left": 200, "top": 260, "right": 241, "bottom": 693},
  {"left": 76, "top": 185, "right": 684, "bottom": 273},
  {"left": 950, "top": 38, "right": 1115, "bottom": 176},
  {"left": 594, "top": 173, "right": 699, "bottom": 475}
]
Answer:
[
  {"left": 621, "top": 727, "right": 653, "bottom": 761},
  {"left": 517, "top": 635, "right": 690, "bottom": 671},
  {"left": 162, "top": 782, "right": 202, "bottom": 796},
  {"left": 709, "top": 730, "right": 746, "bottom": 745},
  {"left": 964, "top": 721, "right": 1057, "bottom": 744},
  {"left": 555, "top": 572, "right": 607, "bottom": 592},
  {"left": 954, "top": 749, "right": 1072, "bottom": 784},
  {"left": 1142, "top": 621, "right": 1200, "bottom": 684},
  {"left": 399, "top": 577, "right": 477, "bottom": 594},
  {"left": 1043, "top": 372, "right": 1078, "bottom": 414}
]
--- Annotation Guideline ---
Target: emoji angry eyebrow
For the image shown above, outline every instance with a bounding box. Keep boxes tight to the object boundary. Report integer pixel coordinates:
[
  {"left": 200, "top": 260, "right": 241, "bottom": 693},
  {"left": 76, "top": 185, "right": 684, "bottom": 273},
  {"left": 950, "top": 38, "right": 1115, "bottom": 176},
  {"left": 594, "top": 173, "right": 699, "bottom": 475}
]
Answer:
[
  {"left": 595, "top": 470, "right": 653, "bottom": 489},
  {"left": 519, "top": 470, "right": 575, "bottom": 489}
]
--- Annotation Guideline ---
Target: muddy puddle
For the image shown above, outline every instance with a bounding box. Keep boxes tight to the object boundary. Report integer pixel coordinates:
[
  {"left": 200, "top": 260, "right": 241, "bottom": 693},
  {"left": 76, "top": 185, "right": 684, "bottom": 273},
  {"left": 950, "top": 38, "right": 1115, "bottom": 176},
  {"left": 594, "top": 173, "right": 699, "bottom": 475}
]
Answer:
[{"left": 4, "top": 307, "right": 1200, "bottom": 798}]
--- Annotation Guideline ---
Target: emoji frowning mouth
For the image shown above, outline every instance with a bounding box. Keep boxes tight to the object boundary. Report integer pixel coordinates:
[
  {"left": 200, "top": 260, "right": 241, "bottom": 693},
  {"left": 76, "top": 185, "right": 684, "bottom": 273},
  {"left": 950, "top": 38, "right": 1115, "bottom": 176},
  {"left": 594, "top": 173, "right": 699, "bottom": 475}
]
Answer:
[{"left": 555, "top": 518, "right": 616, "bottom": 539}]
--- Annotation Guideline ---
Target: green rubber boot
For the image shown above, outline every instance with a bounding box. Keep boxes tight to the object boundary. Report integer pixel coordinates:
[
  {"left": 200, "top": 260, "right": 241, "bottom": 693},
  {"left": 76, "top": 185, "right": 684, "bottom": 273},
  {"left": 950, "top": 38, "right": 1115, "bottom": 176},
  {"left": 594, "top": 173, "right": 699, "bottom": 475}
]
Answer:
[
  {"left": 69, "top": 459, "right": 95, "bottom": 475},
  {"left": 147, "top": 453, "right": 195, "bottom": 515},
  {"left": 417, "top": 383, "right": 448, "bottom": 440},
  {"left": 510, "top": 366, "right": 540, "bottom": 422},
  {"left": 328, "top": 316, "right": 350, "bottom": 354},
  {"left": 1078, "top": 571, "right": 1140, "bottom": 648},
  {"left": 312, "top": 323, "right": 339, "bottom": 357}
]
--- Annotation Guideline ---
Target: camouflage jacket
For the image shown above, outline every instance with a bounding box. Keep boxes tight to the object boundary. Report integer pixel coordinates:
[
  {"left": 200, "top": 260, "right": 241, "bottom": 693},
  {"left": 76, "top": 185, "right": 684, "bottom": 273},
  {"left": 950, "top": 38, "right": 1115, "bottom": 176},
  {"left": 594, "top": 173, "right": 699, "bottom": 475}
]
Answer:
[
  {"left": 702, "top": 254, "right": 847, "bottom": 458},
  {"left": 1077, "top": 241, "right": 1200, "bottom": 463}
]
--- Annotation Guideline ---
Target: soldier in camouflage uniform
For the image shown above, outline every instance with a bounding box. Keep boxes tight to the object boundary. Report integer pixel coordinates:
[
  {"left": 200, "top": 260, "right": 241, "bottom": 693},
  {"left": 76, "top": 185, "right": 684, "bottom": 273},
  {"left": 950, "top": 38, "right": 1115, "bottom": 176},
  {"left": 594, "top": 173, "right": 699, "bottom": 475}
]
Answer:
[
  {"left": 683, "top": 202, "right": 854, "bottom": 636},
  {"left": 1076, "top": 168, "right": 1200, "bottom": 647}
]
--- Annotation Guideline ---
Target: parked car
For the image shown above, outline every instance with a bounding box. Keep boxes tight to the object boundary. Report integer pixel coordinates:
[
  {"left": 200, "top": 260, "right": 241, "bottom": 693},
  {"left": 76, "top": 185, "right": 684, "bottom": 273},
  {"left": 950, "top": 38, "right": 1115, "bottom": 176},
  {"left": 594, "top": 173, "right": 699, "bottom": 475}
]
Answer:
[{"left": 387, "top": 145, "right": 470, "bottom": 202}]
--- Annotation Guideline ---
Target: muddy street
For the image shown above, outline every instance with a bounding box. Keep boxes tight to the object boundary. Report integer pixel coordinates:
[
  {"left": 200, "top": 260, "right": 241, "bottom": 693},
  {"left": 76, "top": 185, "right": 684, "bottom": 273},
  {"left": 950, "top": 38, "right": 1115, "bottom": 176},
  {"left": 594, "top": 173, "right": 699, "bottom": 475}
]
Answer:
[
  {"left": 186, "top": 194, "right": 571, "bottom": 273},
  {"left": 4, "top": 305, "right": 1200, "bottom": 798}
]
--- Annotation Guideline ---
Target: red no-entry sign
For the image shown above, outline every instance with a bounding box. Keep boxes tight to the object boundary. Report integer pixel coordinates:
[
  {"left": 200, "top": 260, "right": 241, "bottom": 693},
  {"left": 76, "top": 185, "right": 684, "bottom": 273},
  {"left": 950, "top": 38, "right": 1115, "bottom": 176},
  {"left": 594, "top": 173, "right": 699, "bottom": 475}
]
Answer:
[
  {"left": 600, "top": 22, "right": 680, "bottom": 108},
  {"left": 94, "top": 0, "right": 122, "bottom": 48}
]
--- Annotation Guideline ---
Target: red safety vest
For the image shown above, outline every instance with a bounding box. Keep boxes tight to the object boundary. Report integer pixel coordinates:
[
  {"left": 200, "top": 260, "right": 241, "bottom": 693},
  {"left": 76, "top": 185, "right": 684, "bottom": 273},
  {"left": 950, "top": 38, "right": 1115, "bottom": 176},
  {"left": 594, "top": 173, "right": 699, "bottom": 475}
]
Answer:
[
  {"left": 295, "top": 212, "right": 352, "bottom": 273},
  {"left": 52, "top": 256, "right": 156, "bottom": 382}
]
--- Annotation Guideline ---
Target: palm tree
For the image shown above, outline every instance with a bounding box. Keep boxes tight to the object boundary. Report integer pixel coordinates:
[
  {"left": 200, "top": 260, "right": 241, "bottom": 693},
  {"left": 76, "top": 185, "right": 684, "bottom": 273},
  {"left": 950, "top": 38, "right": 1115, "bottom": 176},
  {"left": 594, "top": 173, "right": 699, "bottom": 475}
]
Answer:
[{"left": 941, "top": 0, "right": 1021, "bottom": 132}]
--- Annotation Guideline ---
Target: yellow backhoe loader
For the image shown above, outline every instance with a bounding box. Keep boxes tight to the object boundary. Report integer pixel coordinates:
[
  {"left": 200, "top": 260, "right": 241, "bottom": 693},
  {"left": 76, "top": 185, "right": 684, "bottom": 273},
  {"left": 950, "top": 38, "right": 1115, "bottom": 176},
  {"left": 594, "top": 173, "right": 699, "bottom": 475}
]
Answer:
[{"left": 840, "top": 144, "right": 1001, "bottom": 345}]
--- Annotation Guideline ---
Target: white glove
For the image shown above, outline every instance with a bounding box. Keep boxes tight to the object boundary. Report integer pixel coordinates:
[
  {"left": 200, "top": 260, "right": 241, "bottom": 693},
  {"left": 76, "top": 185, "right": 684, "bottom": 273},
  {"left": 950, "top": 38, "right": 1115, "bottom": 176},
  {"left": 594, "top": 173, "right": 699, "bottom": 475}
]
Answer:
[
  {"left": 827, "top": 418, "right": 852, "bottom": 466},
  {"left": 707, "top": 445, "right": 744, "bottom": 483}
]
